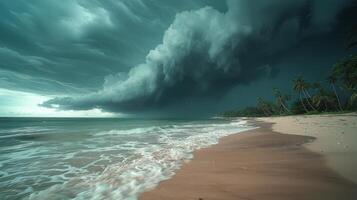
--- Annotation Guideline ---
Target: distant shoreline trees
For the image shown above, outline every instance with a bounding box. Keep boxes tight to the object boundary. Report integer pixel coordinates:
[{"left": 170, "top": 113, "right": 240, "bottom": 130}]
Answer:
[{"left": 220, "top": 54, "right": 357, "bottom": 118}]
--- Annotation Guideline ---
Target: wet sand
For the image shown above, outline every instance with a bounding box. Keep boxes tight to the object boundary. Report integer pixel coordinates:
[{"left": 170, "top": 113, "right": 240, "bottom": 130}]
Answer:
[
  {"left": 140, "top": 122, "right": 357, "bottom": 200},
  {"left": 260, "top": 113, "right": 357, "bottom": 183}
]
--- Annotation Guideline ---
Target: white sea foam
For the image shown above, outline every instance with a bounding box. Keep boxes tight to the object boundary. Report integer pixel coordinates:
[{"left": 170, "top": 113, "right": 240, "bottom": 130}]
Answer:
[{"left": 1, "top": 119, "right": 255, "bottom": 200}]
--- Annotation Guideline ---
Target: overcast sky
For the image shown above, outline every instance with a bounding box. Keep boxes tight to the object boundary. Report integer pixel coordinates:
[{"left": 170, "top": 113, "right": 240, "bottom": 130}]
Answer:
[{"left": 0, "top": 0, "right": 356, "bottom": 117}]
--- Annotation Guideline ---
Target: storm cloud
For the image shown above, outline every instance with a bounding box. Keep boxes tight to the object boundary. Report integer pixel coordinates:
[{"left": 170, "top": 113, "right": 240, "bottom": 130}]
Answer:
[
  {"left": 1, "top": 0, "right": 224, "bottom": 94},
  {"left": 40, "top": 0, "right": 354, "bottom": 113},
  {"left": 0, "top": 0, "right": 354, "bottom": 116}
]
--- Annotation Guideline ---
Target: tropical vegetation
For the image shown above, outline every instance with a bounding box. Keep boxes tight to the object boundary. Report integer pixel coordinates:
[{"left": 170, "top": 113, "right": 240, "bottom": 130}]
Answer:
[{"left": 220, "top": 54, "right": 357, "bottom": 117}]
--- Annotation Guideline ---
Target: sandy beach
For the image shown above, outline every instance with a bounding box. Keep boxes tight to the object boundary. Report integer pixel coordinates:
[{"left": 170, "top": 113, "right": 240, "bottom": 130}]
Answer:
[
  {"left": 140, "top": 115, "right": 357, "bottom": 200},
  {"left": 260, "top": 113, "right": 357, "bottom": 183}
]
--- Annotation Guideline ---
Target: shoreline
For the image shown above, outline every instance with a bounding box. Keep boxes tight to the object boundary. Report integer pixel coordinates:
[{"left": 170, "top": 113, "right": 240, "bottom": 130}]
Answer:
[
  {"left": 140, "top": 120, "right": 357, "bottom": 200},
  {"left": 260, "top": 113, "right": 357, "bottom": 183}
]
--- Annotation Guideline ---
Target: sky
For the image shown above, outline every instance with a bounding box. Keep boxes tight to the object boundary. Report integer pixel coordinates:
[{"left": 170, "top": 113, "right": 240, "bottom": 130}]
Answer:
[{"left": 0, "top": 0, "right": 356, "bottom": 117}]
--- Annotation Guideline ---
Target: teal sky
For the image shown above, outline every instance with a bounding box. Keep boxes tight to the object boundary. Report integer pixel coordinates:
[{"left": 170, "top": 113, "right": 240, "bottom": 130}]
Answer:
[{"left": 0, "top": 0, "right": 356, "bottom": 117}]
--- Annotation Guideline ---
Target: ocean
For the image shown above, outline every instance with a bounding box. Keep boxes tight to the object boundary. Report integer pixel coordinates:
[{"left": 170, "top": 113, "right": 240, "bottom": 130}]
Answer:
[{"left": 0, "top": 117, "right": 255, "bottom": 200}]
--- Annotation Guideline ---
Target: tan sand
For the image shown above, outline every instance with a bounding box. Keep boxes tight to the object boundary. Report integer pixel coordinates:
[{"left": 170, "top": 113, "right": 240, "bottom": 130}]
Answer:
[
  {"left": 140, "top": 122, "right": 357, "bottom": 200},
  {"left": 260, "top": 113, "right": 357, "bottom": 183}
]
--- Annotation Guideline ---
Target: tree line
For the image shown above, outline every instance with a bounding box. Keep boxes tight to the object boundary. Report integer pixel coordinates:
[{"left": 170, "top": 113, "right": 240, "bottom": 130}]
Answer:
[{"left": 221, "top": 54, "right": 357, "bottom": 117}]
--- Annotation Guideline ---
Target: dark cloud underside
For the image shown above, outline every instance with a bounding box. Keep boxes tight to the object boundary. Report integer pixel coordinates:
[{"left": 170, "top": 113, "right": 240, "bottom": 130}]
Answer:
[
  {"left": 1, "top": 0, "right": 356, "bottom": 116},
  {"left": 0, "top": 0, "right": 226, "bottom": 94}
]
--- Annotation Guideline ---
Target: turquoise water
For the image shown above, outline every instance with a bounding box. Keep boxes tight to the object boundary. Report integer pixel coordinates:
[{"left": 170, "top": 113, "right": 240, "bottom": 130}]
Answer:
[{"left": 0, "top": 117, "right": 254, "bottom": 200}]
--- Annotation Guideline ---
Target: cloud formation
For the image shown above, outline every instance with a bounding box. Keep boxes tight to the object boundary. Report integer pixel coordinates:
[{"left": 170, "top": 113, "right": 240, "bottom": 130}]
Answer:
[
  {"left": 1, "top": 0, "right": 222, "bottom": 94},
  {"left": 41, "top": 0, "right": 354, "bottom": 113}
]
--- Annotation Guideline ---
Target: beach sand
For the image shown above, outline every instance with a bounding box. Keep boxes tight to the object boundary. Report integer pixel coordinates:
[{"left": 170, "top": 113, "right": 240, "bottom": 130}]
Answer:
[
  {"left": 260, "top": 113, "right": 357, "bottom": 183},
  {"left": 140, "top": 120, "right": 357, "bottom": 200}
]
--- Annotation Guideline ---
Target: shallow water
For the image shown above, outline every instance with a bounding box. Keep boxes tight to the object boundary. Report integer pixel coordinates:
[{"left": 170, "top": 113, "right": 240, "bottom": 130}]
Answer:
[{"left": 0, "top": 117, "right": 254, "bottom": 200}]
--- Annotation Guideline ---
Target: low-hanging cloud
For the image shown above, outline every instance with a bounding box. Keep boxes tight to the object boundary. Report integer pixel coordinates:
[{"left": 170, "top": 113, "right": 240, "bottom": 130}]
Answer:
[{"left": 42, "top": 0, "right": 353, "bottom": 113}]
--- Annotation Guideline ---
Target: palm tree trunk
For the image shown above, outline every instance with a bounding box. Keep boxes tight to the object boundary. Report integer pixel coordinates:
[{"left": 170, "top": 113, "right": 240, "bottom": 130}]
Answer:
[
  {"left": 331, "top": 83, "right": 343, "bottom": 111},
  {"left": 280, "top": 100, "right": 290, "bottom": 113},
  {"left": 277, "top": 100, "right": 284, "bottom": 114},
  {"left": 300, "top": 92, "right": 309, "bottom": 113},
  {"left": 303, "top": 89, "right": 317, "bottom": 111},
  {"left": 305, "top": 89, "right": 313, "bottom": 98},
  {"left": 264, "top": 105, "right": 272, "bottom": 116},
  {"left": 276, "top": 96, "right": 290, "bottom": 114}
]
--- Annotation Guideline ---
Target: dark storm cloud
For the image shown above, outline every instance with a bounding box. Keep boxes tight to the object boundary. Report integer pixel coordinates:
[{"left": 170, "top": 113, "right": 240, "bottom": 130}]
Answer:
[
  {"left": 0, "top": 0, "right": 225, "bottom": 94},
  {"left": 41, "top": 0, "right": 354, "bottom": 113}
]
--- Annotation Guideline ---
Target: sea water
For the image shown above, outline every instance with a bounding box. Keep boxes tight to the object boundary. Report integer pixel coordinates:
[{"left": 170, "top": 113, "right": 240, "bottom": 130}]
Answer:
[{"left": 0, "top": 117, "right": 255, "bottom": 200}]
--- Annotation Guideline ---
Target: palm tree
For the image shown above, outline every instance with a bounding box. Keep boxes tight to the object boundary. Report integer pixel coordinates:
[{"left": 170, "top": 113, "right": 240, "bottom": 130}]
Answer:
[
  {"left": 333, "top": 55, "right": 357, "bottom": 107},
  {"left": 301, "top": 81, "right": 317, "bottom": 111},
  {"left": 327, "top": 75, "right": 343, "bottom": 111},
  {"left": 333, "top": 55, "right": 357, "bottom": 90},
  {"left": 293, "top": 77, "right": 310, "bottom": 113},
  {"left": 257, "top": 97, "right": 271, "bottom": 116},
  {"left": 273, "top": 88, "right": 291, "bottom": 114},
  {"left": 312, "top": 88, "right": 335, "bottom": 112}
]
